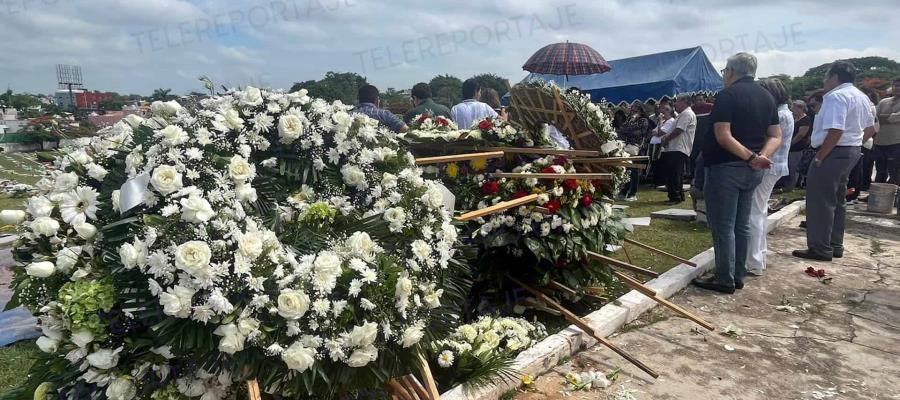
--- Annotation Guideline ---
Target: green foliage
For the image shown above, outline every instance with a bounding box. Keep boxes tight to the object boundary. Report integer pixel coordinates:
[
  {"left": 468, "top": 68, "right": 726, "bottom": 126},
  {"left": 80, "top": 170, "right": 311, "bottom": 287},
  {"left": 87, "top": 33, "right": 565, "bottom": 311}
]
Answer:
[
  {"left": 470, "top": 73, "right": 510, "bottom": 97},
  {"left": 429, "top": 75, "right": 463, "bottom": 108},
  {"left": 290, "top": 71, "right": 369, "bottom": 104},
  {"left": 150, "top": 88, "right": 176, "bottom": 102}
]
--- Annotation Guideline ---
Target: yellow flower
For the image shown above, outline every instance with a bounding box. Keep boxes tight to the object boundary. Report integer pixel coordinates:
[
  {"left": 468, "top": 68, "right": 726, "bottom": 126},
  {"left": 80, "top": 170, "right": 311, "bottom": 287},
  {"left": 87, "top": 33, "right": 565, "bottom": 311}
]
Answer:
[
  {"left": 471, "top": 158, "right": 487, "bottom": 171},
  {"left": 34, "top": 382, "right": 53, "bottom": 400},
  {"left": 522, "top": 374, "right": 534, "bottom": 386},
  {"left": 446, "top": 163, "right": 459, "bottom": 178}
]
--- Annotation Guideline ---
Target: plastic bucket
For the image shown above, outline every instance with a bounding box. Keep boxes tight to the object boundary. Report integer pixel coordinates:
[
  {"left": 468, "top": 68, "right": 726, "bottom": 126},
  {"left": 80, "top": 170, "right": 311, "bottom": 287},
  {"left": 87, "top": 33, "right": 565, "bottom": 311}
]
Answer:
[{"left": 867, "top": 183, "right": 898, "bottom": 214}]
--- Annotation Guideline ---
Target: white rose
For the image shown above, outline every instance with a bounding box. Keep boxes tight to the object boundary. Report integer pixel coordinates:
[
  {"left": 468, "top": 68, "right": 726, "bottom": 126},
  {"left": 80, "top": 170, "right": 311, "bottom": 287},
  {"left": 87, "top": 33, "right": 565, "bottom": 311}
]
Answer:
[
  {"left": 74, "top": 222, "right": 97, "bottom": 239},
  {"left": 345, "top": 232, "right": 377, "bottom": 261},
  {"left": 118, "top": 241, "right": 147, "bottom": 270},
  {"left": 345, "top": 345, "right": 378, "bottom": 368},
  {"left": 383, "top": 207, "right": 406, "bottom": 230},
  {"left": 0, "top": 209, "right": 26, "bottom": 225},
  {"left": 68, "top": 150, "right": 91, "bottom": 165},
  {"left": 277, "top": 289, "right": 310, "bottom": 320},
  {"left": 228, "top": 155, "right": 253, "bottom": 182},
  {"left": 85, "top": 163, "right": 108, "bottom": 181},
  {"left": 348, "top": 322, "right": 379, "bottom": 347},
  {"left": 159, "top": 125, "right": 188, "bottom": 145},
  {"left": 242, "top": 86, "right": 264, "bottom": 106},
  {"left": 213, "top": 324, "right": 245, "bottom": 354},
  {"left": 399, "top": 326, "right": 424, "bottom": 348},
  {"left": 223, "top": 108, "right": 243, "bottom": 130},
  {"left": 150, "top": 165, "right": 183, "bottom": 195},
  {"left": 424, "top": 289, "right": 443, "bottom": 309},
  {"left": 55, "top": 247, "right": 81, "bottom": 272},
  {"left": 235, "top": 183, "right": 258, "bottom": 203},
  {"left": 123, "top": 114, "right": 144, "bottom": 128},
  {"left": 151, "top": 100, "right": 182, "bottom": 117},
  {"left": 106, "top": 376, "right": 137, "bottom": 400},
  {"left": 26, "top": 196, "right": 54, "bottom": 218},
  {"left": 36, "top": 336, "right": 59, "bottom": 353},
  {"left": 111, "top": 190, "right": 121, "bottom": 212},
  {"left": 395, "top": 276, "right": 413, "bottom": 299},
  {"left": 277, "top": 114, "right": 305, "bottom": 144},
  {"left": 70, "top": 329, "right": 95, "bottom": 348},
  {"left": 237, "top": 318, "right": 260, "bottom": 337},
  {"left": 179, "top": 195, "right": 215, "bottom": 224},
  {"left": 238, "top": 232, "right": 264, "bottom": 259},
  {"left": 340, "top": 165, "right": 367, "bottom": 190},
  {"left": 174, "top": 241, "right": 212, "bottom": 277},
  {"left": 282, "top": 342, "right": 316, "bottom": 372},
  {"left": 30, "top": 217, "right": 59, "bottom": 237},
  {"left": 86, "top": 347, "right": 121, "bottom": 369},
  {"left": 159, "top": 285, "right": 195, "bottom": 318},
  {"left": 54, "top": 172, "right": 79, "bottom": 193}
]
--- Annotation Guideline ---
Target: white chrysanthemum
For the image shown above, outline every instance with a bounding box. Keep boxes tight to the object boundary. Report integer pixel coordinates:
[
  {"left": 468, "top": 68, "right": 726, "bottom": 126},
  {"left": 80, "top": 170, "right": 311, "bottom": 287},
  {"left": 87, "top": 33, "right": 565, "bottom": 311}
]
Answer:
[
  {"left": 53, "top": 172, "right": 79, "bottom": 193},
  {"left": 340, "top": 165, "right": 367, "bottom": 190},
  {"left": 399, "top": 325, "right": 424, "bottom": 348},
  {"left": 312, "top": 251, "right": 342, "bottom": 293},
  {"left": 58, "top": 186, "right": 99, "bottom": 226},
  {"left": 437, "top": 350, "right": 454, "bottom": 368}
]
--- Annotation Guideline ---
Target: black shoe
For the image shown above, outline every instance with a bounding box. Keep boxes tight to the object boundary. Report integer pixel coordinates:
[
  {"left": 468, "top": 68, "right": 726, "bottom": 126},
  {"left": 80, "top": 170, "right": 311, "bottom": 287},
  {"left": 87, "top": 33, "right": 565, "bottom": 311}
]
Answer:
[
  {"left": 832, "top": 250, "right": 843, "bottom": 258},
  {"left": 799, "top": 220, "right": 807, "bottom": 229},
  {"left": 735, "top": 281, "right": 744, "bottom": 289},
  {"left": 692, "top": 278, "right": 735, "bottom": 294},
  {"left": 792, "top": 249, "right": 832, "bottom": 262}
]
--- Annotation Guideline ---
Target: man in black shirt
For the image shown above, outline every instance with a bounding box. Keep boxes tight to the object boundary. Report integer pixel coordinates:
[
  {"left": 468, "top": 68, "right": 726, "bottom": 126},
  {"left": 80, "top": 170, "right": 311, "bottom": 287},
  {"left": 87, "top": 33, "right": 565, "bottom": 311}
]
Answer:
[{"left": 694, "top": 53, "right": 782, "bottom": 294}]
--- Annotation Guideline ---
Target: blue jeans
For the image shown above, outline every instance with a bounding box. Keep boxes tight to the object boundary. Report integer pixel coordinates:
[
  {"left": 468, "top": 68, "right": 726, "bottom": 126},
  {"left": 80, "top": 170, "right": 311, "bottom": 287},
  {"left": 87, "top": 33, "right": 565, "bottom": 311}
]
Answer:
[
  {"left": 704, "top": 162, "right": 764, "bottom": 287},
  {"left": 621, "top": 168, "right": 640, "bottom": 197}
]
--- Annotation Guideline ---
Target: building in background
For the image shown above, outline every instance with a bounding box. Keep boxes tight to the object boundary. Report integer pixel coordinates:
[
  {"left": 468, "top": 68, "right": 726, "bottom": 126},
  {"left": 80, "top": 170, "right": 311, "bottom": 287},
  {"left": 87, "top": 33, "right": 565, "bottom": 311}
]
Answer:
[
  {"left": 0, "top": 107, "right": 28, "bottom": 134},
  {"left": 53, "top": 89, "right": 114, "bottom": 110},
  {"left": 88, "top": 104, "right": 144, "bottom": 128}
]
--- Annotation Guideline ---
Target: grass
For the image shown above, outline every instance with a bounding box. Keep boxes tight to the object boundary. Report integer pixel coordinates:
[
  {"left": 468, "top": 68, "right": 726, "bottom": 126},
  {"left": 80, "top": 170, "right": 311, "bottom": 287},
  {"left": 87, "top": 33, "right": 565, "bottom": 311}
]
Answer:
[
  {"left": 0, "top": 153, "right": 46, "bottom": 186},
  {"left": 0, "top": 341, "right": 39, "bottom": 393}
]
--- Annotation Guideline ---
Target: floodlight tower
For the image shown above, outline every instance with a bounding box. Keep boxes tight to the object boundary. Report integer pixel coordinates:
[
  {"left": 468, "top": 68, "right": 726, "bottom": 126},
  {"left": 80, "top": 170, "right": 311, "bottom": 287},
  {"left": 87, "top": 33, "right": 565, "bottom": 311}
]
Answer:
[{"left": 56, "top": 64, "right": 83, "bottom": 111}]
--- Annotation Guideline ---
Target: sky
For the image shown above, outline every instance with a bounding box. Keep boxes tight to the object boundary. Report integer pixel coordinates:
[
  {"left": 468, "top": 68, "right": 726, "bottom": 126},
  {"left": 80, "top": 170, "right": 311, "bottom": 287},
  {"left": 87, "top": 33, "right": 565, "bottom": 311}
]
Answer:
[{"left": 1, "top": 0, "right": 898, "bottom": 96}]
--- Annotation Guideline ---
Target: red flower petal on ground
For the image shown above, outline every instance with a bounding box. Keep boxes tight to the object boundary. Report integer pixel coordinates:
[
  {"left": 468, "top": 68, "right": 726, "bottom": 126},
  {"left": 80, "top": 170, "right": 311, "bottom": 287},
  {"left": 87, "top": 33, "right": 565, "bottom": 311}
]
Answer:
[
  {"left": 817, "top": 269, "right": 826, "bottom": 278},
  {"left": 563, "top": 179, "right": 578, "bottom": 191},
  {"left": 481, "top": 180, "right": 499, "bottom": 195},
  {"left": 478, "top": 120, "right": 493, "bottom": 130},
  {"left": 545, "top": 199, "right": 561, "bottom": 214},
  {"left": 513, "top": 190, "right": 529, "bottom": 199},
  {"left": 581, "top": 194, "right": 593, "bottom": 207}
]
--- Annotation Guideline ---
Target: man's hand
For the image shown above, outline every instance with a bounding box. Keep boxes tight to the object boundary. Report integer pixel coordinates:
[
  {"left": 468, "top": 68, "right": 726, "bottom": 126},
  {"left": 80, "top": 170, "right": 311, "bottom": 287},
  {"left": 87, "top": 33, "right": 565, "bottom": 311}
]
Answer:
[{"left": 749, "top": 155, "right": 773, "bottom": 170}]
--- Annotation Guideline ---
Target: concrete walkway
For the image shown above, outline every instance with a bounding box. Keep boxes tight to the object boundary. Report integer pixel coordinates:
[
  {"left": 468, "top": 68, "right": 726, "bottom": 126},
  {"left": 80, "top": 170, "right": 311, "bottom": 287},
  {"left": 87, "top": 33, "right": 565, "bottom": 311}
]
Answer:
[{"left": 516, "top": 213, "right": 900, "bottom": 400}]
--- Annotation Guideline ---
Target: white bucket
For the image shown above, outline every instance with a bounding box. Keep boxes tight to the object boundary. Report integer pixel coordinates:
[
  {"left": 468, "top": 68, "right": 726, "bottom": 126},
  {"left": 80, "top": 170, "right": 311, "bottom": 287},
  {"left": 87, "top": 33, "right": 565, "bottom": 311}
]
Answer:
[{"left": 867, "top": 183, "right": 898, "bottom": 214}]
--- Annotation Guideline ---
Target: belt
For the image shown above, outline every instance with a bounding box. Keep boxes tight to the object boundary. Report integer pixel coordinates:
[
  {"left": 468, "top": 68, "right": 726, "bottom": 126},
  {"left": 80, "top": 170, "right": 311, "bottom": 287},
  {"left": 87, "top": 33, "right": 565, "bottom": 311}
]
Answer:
[{"left": 811, "top": 145, "right": 861, "bottom": 150}]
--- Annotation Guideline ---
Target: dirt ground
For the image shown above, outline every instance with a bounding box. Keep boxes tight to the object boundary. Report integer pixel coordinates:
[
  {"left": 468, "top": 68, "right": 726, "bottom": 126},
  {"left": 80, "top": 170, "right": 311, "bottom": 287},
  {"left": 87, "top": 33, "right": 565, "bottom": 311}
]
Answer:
[{"left": 514, "top": 212, "right": 900, "bottom": 400}]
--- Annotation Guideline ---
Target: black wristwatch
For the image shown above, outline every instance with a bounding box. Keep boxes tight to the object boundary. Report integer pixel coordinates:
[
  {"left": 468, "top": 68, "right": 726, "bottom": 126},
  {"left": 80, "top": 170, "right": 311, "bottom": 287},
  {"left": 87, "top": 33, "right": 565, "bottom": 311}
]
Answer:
[{"left": 746, "top": 152, "right": 758, "bottom": 164}]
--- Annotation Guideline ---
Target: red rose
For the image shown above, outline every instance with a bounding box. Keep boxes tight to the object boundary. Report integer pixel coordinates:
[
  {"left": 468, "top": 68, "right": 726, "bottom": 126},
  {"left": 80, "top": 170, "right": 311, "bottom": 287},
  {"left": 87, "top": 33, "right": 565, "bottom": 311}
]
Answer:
[
  {"left": 563, "top": 179, "right": 578, "bottom": 191},
  {"left": 513, "top": 190, "right": 529, "bottom": 199},
  {"left": 545, "top": 199, "right": 562, "bottom": 214},
  {"left": 554, "top": 156, "right": 568, "bottom": 166},
  {"left": 541, "top": 166, "right": 556, "bottom": 174},
  {"left": 437, "top": 117, "right": 449, "bottom": 126},
  {"left": 477, "top": 120, "right": 493, "bottom": 130},
  {"left": 417, "top": 114, "right": 428, "bottom": 123},
  {"left": 581, "top": 194, "right": 593, "bottom": 207},
  {"left": 482, "top": 180, "right": 499, "bottom": 195}
]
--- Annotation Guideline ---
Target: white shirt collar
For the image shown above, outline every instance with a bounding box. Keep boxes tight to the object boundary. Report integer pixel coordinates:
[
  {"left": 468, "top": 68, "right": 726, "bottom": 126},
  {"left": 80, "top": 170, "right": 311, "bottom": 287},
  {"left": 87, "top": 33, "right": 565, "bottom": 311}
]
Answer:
[{"left": 827, "top": 82, "right": 855, "bottom": 95}]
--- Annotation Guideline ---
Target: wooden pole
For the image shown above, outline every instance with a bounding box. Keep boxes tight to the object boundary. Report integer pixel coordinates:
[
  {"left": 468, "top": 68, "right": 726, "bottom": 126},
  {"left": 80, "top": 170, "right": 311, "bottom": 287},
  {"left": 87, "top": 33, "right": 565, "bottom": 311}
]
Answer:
[
  {"left": 455, "top": 193, "right": 539, "bottom": 221},
  {"left": 587, "top": 251, "right": 660, "bottom": 278},
  {"left": 417, "top": 352, "right": 441, "bottom": 400},
  {"left": 624, "top": 238, "right": 697, "bottom": 267},
  {"left": 508, "top": 275, "right": 660, "bottom": 379},
  {"left": 610, "top": 270, "right": 657, "bottom": 297},
  {"left": 621, "top": 244, "right": 635, "bottom": 265},
  {"left": 484, "top": 147, "right": 600, "bottom": 157},
  {"left": 246, "top": 380, "right": 262, "bottom": 400},
  {"left": 611, "top": 270, "right": 714, "bottom": 331},
  {"left": 488, "top": 172, "right": 614, "bottom": 180},
  {"left": 415, "top": 151, "right": 504, "bottom": 165},
  {"left": 571, "top": 156, "right": 650, "bottom": 163}
]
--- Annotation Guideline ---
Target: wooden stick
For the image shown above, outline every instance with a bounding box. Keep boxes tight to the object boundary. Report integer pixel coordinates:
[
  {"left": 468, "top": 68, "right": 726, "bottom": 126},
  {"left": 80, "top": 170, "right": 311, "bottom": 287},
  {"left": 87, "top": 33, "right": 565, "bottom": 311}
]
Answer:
[
  {"left": 548, "top": 280, "right": 578, "bottom": 297},
  {"left": 484, "top": 147, "right": 600, "bottom": 157},
  {"left": 587, "top": 251, "right": 660, "bottom": 278},
  {"left": 570, "top": 156, "right": 650, "bottom": 163},
  {"left": 489, "top": 172, "right": 614, "bottom": 180},
  {"left": 246, "top": 380, "right": 262, "bottom": 400},
  {"left": 624, "top": 238, "right": 698, "bottom": 267},
  {"left": 386, "top": 379, "right": 415, "bottom": 400},
  {"left": 417, "top": 352, "right": 441, "bottom": 400},
  {"left": 454, "top": 194, "right": 539, "bottom": 221},
  {"left": 508, "top": 275, "right": 660, "bottom": 379},
  {"left": 604, "top": 163, "right": 649, "bottom": 170},
  {"left": 611, "top": 271, "right": 715, "bottom": 331},
  {"left": 622, "top": 244, "right": 635, "bottom": 265},
  {"left": 403, "top": 375, "right": 430, "bottom": 400},
  {"left": 414, "top": 151, "right": 504, "bottom": 165},
  {"left": 533, "top": 206, "right": 551, "bottom": 214}
]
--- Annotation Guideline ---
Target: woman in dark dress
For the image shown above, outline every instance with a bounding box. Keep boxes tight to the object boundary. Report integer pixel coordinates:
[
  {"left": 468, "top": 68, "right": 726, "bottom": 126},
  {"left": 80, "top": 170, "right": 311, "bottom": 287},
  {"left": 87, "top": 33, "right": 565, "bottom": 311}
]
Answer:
[{"left": 617, "top": 103, "right": 652, "bottom": 201}]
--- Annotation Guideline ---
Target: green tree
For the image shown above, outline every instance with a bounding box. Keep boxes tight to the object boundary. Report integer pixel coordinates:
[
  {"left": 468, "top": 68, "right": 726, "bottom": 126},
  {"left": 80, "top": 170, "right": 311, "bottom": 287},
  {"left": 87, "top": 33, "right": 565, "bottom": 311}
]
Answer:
[
  {"left": 429, "top": 74, "right": 463, "bottom": 108},
  {"left": 380, "top": 87, "right": 411, "bottom": 115},
  {"left": 290, "top": 72, "right": 368, "bottom": 104},
  {"left": 787, "top": 56, "right": 900, "bottom": 98},
  {"left": 151, "top": 88, "right": 176, "bottom": 102},
  {"left": 470, "top": 73, "right": 511, "bottom": 97}
]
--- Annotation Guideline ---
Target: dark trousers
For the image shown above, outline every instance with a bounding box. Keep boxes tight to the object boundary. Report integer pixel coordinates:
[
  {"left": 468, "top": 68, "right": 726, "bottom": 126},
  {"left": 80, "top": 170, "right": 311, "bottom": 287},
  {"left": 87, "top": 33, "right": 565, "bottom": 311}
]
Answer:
[
  {"left": 873, "top": 143, "right": 900, "bottom": 184},
  {"left": 621, "top": 168, "right": 641, "bottom": 197},
  {"left": 806, "top": 146, "right": 862, "bottom": 256},
  {"left": 662, "top": 151, "right": 688, "bottom": 201}
]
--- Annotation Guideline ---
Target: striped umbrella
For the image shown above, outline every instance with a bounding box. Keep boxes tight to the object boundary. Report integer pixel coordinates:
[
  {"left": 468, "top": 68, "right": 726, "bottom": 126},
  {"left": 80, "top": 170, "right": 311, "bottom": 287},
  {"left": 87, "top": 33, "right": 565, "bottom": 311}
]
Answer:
[{"left": 522, "top": 41, "right": 611, "bottom": 80}]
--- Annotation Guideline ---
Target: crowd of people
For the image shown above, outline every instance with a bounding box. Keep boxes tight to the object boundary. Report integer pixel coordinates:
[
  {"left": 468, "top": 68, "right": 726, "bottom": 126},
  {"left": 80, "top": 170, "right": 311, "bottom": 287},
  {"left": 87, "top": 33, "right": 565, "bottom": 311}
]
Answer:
[{"left": 347, "top": 55, "right": 897, "bottom": 296}]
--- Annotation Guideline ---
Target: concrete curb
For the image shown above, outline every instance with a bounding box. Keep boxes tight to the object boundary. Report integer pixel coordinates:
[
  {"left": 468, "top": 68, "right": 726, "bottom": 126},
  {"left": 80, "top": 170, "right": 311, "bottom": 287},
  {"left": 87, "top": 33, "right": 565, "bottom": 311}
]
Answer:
[{"left": 440, "top": 201, "right": 806, "bottom": 400}]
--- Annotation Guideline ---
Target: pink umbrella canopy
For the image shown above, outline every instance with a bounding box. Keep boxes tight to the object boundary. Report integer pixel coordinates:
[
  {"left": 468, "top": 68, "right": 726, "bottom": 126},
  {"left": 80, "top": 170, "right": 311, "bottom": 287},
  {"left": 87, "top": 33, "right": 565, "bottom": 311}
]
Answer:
[{"left": 522, "top": 42, "right": 611, "bottom": 76}]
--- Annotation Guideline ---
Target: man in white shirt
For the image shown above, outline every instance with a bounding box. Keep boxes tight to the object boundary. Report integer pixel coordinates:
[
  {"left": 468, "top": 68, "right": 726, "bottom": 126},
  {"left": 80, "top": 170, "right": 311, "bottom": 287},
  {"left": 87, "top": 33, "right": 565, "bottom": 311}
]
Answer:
[
  {"left": 450, "top": 79, "right": 498, "bottom": 129},
  {"left": 793, "top": 61, "right": 876, "bottom": 261},
  {"left": 660, "top": 94, "right": 697, "bottom": 204}
]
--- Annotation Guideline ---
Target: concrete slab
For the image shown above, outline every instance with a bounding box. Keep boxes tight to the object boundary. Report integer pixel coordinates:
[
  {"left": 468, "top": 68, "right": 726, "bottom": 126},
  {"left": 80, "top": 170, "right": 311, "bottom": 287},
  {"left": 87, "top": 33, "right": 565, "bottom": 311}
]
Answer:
[
  {"left": 650, "top": 208, "right": 696, "bottom": 221},
  {"left": 611, "top": 205, "right": 629, "bottom": 210},
  {"left": 622, "top": 217, "right": 651, "bottom": 227}
]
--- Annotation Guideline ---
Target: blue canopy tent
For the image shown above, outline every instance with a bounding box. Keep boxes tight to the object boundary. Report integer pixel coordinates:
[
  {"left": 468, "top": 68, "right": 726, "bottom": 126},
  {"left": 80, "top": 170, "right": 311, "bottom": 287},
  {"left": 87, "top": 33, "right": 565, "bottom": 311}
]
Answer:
[{"left": 505, "top": 46, "right": 723, "bottom": 105}]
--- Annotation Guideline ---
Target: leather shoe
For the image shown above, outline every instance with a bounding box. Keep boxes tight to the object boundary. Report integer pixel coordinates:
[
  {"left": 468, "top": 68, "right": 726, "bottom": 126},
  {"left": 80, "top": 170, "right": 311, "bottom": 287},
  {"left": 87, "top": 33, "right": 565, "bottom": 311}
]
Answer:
[
  {"left": 735, "top": 281, "right": 744, "bottom": 289},
  {"left": 799, "top": 220, "right": 807, "bottom": 229},
  {"left": 792, "top": 249, "right": 832, "bottom": 262},
  {"left": 832, "top": 250, "right": 843, "bottom": 258},
  {"left": 692, "top": 278, "right": 735, "bottom": 294}
]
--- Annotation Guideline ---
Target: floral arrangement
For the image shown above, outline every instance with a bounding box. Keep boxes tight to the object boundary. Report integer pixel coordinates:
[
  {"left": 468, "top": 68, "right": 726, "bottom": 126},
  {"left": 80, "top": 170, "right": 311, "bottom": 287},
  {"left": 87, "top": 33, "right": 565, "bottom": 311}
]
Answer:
[
  {"left": 402, "top": 115, "right": 551, "bottom": 149},
  {"left": 408, "top": 113, "right": 458, "bottom": 133},
  {"left": 428, "top": 316, "right": 546, "bottom": 389},
  {"left": 2, "top": 87, "right": 462, "bottom": 399}
]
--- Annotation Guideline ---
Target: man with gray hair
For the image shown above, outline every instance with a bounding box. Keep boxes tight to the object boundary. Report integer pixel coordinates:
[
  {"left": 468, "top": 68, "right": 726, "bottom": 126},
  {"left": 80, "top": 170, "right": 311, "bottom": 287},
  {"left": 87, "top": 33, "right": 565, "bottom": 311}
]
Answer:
[{"left": 693, "top": 52, "right": 782, "bottom": 294}]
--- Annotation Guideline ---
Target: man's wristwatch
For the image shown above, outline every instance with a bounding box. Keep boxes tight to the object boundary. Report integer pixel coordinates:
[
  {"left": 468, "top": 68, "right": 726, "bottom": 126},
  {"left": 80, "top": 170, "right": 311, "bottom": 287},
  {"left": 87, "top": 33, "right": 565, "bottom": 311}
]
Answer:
[{"left": 746, "top": 152, "right": 758, "bottom": 164}]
